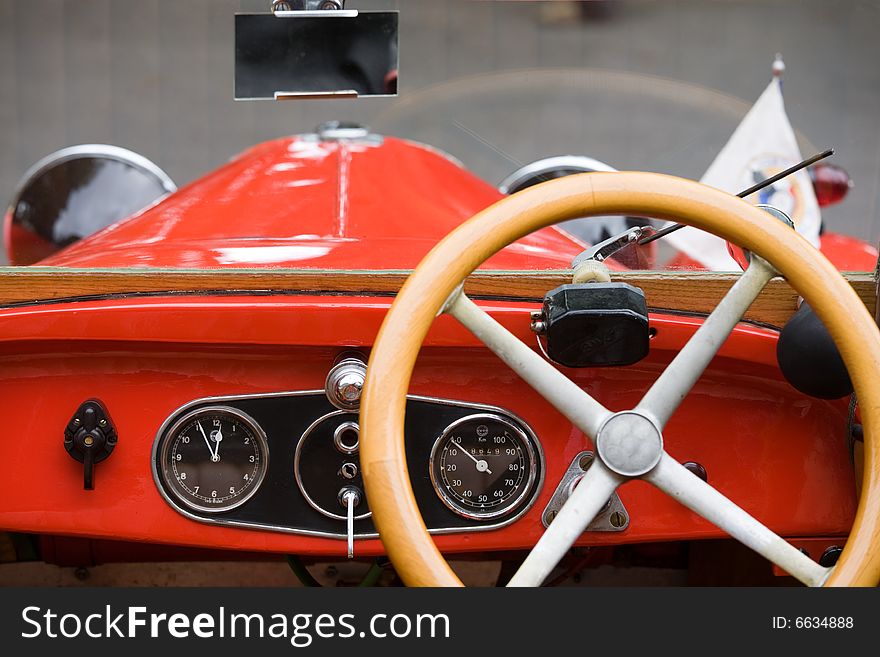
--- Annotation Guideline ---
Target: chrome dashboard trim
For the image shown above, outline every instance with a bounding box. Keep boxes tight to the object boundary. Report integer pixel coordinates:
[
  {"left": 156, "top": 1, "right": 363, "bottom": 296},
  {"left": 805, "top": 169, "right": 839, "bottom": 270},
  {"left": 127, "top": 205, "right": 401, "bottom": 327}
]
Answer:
[
  {"left": 294, "top": 410, "right": 372, "bottom": 521},
  {"left": 152, "top": 390, "right": 545, "bottom": 541}
]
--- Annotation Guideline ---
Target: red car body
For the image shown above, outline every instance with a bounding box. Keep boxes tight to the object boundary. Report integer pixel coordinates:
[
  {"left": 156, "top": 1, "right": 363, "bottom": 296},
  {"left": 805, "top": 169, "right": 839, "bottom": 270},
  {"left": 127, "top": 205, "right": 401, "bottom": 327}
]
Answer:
[{"left": 0, "top": 134, "right": 868, "bottom": 569}]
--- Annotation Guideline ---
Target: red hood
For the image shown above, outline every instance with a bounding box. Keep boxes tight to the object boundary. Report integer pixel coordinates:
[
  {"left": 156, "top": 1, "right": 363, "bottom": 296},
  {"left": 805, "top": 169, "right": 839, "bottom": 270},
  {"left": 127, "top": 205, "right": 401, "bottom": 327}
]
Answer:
[{"left": 42, "top": 135, "right": 586, "bottom": 270}]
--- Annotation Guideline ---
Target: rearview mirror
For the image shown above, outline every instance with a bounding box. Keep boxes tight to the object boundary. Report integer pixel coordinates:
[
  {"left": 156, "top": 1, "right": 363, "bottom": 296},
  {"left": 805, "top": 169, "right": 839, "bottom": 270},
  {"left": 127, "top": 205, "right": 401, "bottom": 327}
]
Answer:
[{"left": 234, "top": 11, "right": 399, "bottom": 100}]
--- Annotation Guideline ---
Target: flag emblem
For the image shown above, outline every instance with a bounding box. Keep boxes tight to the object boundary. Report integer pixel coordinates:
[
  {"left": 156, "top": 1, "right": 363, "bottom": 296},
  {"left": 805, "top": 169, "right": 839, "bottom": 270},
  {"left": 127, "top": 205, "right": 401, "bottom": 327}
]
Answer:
[{"left": 743, "top": 153, "right": 808, "bottom": 227}]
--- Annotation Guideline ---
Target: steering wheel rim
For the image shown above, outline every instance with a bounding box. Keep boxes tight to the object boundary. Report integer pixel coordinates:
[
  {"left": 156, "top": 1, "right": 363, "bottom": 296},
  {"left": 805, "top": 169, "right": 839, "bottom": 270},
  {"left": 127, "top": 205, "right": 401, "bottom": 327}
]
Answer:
[{"left": 360, "top": 171, "right": 880, "bottom": 587}]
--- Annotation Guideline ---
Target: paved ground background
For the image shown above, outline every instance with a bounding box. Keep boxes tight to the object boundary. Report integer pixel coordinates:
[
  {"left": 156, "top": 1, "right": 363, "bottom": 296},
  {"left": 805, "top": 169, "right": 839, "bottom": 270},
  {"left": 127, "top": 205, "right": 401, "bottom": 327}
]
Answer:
[{"left": 1, "top": 0, "right": 879, "bottom": 256}]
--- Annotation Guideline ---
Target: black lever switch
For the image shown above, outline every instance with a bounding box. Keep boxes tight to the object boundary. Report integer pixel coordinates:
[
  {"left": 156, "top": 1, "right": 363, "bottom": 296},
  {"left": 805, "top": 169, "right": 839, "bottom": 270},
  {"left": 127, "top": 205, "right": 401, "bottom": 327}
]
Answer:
[{"left": 64, "top": 400, "right": 118, "bottom": 490}]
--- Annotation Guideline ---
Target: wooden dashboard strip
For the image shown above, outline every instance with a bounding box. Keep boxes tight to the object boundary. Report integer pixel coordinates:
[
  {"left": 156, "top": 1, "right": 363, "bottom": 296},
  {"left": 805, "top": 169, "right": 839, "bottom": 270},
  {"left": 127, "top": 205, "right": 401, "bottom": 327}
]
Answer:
[{"left": 0, "top": 267, "right": 873, "bottom": 328}]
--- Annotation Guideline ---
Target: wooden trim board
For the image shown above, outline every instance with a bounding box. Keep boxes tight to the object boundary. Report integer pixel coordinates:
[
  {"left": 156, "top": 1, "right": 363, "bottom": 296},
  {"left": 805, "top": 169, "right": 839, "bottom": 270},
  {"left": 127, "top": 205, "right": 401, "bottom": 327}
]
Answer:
[{"left": 0, "top": 267, "right": 873, "bottom": 328}]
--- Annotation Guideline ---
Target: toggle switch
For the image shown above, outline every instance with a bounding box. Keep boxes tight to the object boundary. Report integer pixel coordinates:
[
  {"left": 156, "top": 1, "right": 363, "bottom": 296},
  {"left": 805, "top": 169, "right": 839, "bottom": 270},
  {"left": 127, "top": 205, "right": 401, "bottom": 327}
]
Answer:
[
  {"left": 64, "top": 400, "right": 118, "bottom": 490},
  {"left": 338, "top": 486, "right": 361, "bottom": 559}
]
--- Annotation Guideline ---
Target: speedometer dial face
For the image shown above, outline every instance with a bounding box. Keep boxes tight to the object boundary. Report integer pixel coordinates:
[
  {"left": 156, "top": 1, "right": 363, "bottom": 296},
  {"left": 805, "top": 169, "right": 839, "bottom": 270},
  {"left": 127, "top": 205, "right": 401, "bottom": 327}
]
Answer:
[
  {"left": 158, "top": 406, "right": 268, "bottom": 514},
  {"left": 429, "top": 414, "right": 538, "bottom": 520}
]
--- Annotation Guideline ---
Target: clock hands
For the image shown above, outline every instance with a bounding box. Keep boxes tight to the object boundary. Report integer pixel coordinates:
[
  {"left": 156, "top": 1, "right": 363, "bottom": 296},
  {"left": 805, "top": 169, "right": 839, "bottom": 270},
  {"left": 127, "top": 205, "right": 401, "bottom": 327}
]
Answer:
[
  {"left": 197, "top": 421, "right": 219, "bottom": 462},
  {"left": 197, "top": 421, "right": 221, "bottom": 462}
]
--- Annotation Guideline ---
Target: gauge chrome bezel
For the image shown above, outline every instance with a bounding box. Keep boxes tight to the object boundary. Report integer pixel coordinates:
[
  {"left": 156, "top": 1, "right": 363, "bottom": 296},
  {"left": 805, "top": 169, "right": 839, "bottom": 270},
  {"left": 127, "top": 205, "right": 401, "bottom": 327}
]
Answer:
[
  {"left": 429, "top": 413, "right": 539, "bottom": 521},
  {"left": 157, "top": 405, "right": 270, "bottom": 514},
  {"left": 294, "top": 410, "right": 372, "bottom": 521}
]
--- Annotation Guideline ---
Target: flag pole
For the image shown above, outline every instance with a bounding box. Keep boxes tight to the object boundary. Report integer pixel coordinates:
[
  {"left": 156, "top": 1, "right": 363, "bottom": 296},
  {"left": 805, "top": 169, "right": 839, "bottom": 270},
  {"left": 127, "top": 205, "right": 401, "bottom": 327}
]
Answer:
[{"left": 773, "top": 53, "right": 785, "bottom": 91}]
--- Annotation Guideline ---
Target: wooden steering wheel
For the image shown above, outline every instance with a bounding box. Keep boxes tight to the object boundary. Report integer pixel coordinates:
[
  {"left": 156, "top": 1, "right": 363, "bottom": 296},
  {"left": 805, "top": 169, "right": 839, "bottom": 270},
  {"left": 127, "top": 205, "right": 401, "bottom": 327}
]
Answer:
[{"left": 359, "top": 172, "right": 880, "bottom": 587}]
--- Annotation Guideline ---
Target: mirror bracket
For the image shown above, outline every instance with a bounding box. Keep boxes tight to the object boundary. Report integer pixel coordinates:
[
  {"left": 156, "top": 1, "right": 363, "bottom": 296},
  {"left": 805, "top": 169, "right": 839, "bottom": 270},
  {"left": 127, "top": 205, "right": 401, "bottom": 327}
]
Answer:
[{"left": 271, "top": 1, "right": 357, "bottom": 18}]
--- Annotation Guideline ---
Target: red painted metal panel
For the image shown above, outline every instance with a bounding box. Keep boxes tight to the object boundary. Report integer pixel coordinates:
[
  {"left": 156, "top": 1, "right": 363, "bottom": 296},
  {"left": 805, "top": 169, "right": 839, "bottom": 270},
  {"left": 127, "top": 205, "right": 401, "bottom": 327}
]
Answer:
[{"left": 0, "top": 296, "right": 855, "bottom": 558}]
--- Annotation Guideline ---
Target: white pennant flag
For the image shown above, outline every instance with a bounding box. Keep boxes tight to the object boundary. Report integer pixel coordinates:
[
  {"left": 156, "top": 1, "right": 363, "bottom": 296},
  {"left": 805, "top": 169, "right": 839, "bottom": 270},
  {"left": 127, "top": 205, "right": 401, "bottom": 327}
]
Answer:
[{"left": 666, "top": 75, "right": 821, "bottom": 270}]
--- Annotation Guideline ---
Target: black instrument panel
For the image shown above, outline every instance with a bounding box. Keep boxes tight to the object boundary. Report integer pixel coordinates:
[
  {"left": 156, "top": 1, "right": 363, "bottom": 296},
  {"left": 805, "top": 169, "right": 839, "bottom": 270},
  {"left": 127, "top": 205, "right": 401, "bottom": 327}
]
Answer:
[{"left": 152, "top": 392, "right": 544, "bottom": 538}]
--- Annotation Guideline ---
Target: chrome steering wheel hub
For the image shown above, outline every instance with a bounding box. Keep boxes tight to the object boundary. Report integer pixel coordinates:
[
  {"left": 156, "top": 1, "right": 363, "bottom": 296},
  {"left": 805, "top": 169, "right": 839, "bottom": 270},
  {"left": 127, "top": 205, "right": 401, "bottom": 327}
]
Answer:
[{"left": 595, "top": 411, "right": 663, "bottom": 477}]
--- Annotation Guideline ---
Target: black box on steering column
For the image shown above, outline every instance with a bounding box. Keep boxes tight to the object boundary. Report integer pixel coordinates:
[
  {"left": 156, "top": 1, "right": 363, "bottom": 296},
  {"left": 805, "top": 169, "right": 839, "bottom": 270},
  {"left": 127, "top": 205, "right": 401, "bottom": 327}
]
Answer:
[{"left": 539, "top": 283, "right": 650, "bottom": 368}]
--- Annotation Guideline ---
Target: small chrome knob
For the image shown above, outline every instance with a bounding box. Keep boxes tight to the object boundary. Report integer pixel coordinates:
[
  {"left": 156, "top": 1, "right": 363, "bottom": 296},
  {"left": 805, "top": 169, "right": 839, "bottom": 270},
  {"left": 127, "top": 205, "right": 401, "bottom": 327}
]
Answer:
[
  {"left": 336, "top": 372, "right": 363, "bottom": 404},
  {"left": 325, "top": 357, "right": 367, "bottom": 410}
]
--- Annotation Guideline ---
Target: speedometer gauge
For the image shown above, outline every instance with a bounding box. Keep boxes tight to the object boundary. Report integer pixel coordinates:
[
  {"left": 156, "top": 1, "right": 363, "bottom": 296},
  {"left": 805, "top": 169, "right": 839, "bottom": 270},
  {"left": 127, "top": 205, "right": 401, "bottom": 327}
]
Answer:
[
  {"left": 157, "top": 406, "right": 268, "bottom": 514},
  {"left": 429, "top": 413, "right": 538, "bottom": 520}
]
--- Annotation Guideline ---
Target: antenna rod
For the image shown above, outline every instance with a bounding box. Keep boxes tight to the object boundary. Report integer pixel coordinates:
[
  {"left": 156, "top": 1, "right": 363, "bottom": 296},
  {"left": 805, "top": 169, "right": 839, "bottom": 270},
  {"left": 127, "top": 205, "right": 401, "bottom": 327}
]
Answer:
[{"left": 637, "top": 148, "right": 834, "bottom": 246}]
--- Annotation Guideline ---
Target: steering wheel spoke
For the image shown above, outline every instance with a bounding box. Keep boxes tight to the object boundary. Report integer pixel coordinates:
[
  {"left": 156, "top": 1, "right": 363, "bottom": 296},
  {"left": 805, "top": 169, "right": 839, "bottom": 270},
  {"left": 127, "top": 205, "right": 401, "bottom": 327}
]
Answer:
[
  {"left": 646, "top": 453, "right": 830, "bottom": 586},
  {"left": 507, "top": 457, "right": 623, "bottom": 587},
  {"left": 447, "top": 291, "right": 612, "bottom": 439},
  {"left": 637, "top": 257, "right": 776, "bottom": 428}
]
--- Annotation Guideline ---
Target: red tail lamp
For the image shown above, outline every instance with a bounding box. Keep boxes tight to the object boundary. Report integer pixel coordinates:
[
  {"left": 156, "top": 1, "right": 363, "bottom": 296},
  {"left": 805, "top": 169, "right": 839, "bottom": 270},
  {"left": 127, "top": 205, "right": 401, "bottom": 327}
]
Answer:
[{"left": 809, "top": 162, "right": 853, "bottom": 207}]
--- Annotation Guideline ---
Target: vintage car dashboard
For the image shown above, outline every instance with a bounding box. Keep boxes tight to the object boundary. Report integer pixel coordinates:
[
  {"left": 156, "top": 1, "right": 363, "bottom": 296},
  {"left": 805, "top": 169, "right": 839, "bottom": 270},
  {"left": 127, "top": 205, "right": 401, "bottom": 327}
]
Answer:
[
  {"left": 152, "top": 386, "right": 548, "bottom": 539},
  {"left": 0, "top": 292, "right": 858, "bottom": 561}
]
